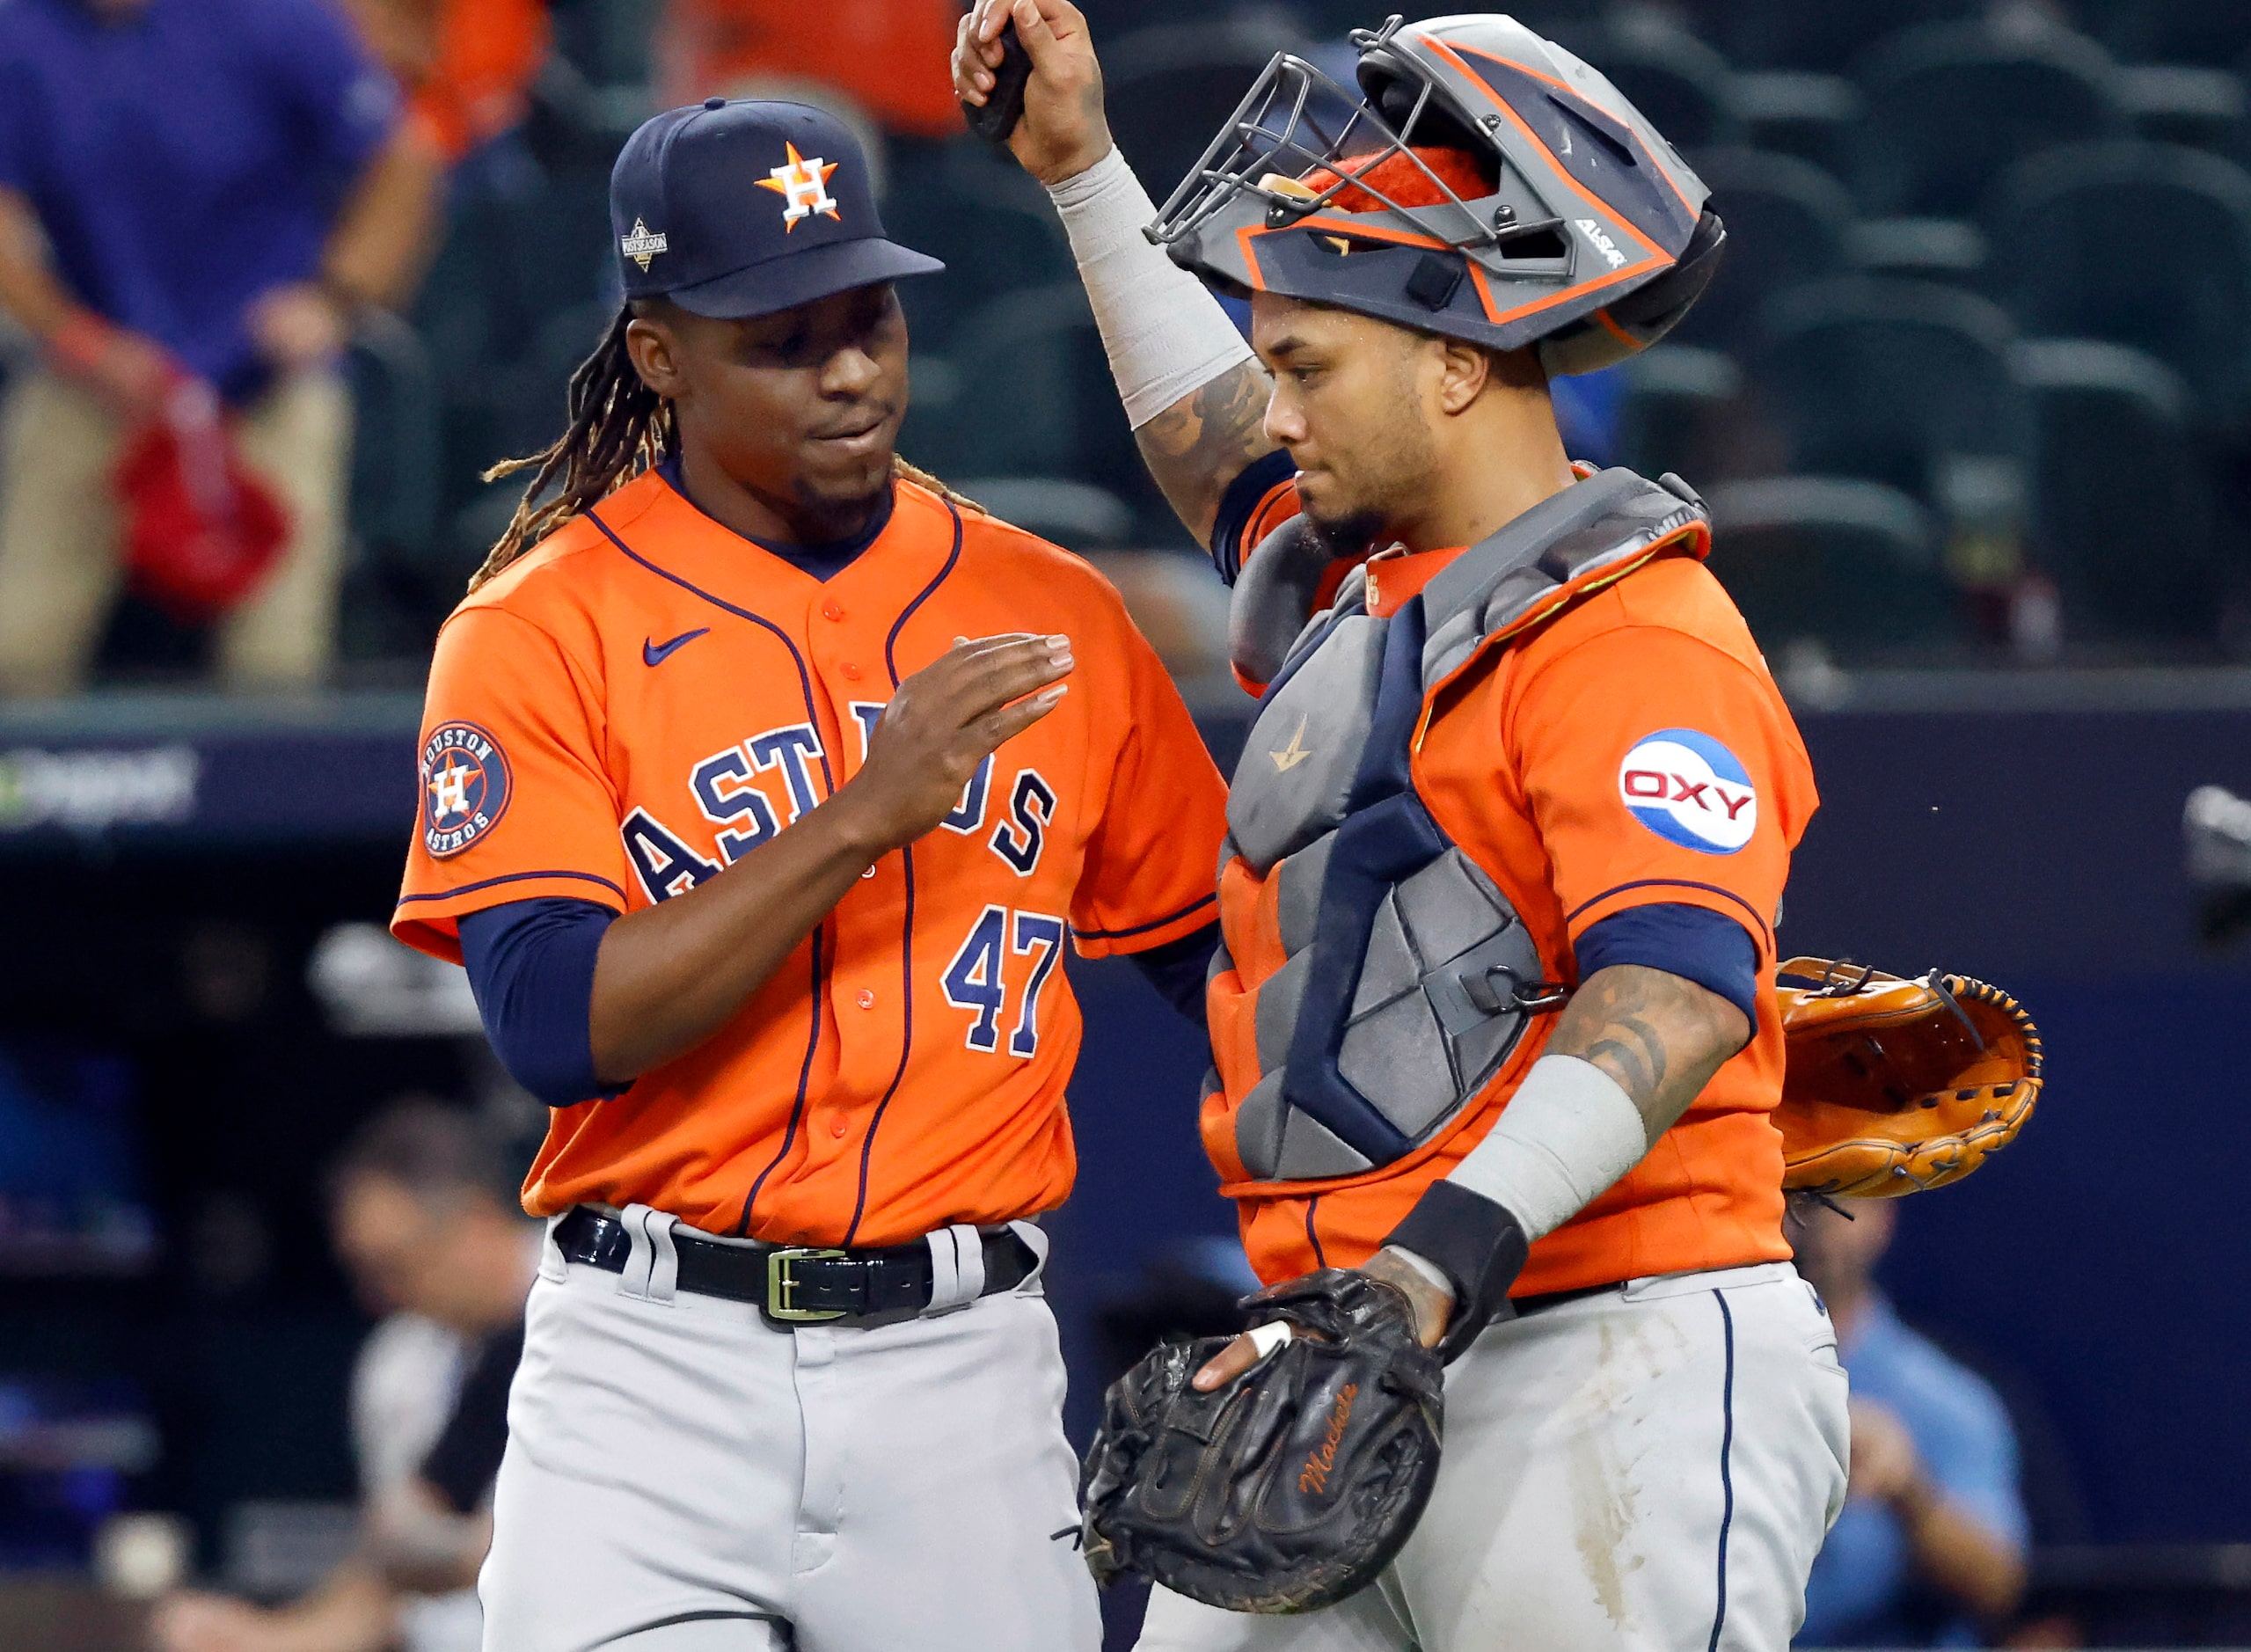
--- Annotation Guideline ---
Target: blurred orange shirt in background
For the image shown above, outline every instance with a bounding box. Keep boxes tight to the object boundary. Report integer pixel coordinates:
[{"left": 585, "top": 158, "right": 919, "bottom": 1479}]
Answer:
[
  {"left": 345, "top": 0, "right": 552, "bottom": 162},
  {"left": 656, "top": 0, "right": 963, "bottom": 136}
]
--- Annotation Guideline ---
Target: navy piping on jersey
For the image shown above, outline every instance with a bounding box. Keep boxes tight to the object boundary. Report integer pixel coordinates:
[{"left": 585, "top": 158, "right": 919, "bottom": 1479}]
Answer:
[
  {"left": 584, "top": 506, "right": 837, "bottom": 796},
  {"left": 1707, "top": 1289, "right": 1738, "bottom": 1652},
  {"left": 584, "top": 505, "right": 837, "bottom": 1239},
  {"left": 397, "top": 867, "right": 628, "bottom": 906},
  {"left": 1304, "top": 1195, "right": 1328, "bottom": 1269},
  {"left": 1071, "top": 890, "right": 1218, "bottom": 944},
  {"left": 846, "top": 512, "right": 961, "bottom": 1246},
  {"left": 1566, "top": 877, "right": 1774, "bottom": 953},
  {"left": 883, "top": 499, "right": 964, "bottom": 682},
  {"left": 736, "top": 926, "right": 826, "bottom": 1236}
]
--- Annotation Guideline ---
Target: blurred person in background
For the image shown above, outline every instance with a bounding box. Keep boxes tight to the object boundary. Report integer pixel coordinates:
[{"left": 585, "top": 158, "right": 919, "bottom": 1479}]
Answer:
[
  {"left": 654, "top": 0, "right": 964, "bottom": 190},
  {"left": 1794, "top": 1198, "right": 2031, "bottom": 1648},
  {"left": 0, "top": 0, "right": 439, "bottom": 698},
  {"left": 149, "top": 1099, "right": 537, "bottom": 1652},
  {"left": 342, "top": 0, "right": 550, "bottom": 178}
]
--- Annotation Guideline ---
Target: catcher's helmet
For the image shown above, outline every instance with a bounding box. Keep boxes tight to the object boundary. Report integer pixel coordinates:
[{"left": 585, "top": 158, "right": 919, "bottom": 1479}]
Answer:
[{"left": 1146, "top": 13, "right": 1724, "bottom": 376}]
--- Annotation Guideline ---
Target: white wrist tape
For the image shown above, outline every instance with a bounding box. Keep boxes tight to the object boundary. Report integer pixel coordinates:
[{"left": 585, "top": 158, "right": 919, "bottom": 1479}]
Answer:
[
  {"left": 1444, "top": 1055, "right": 1650, "bottom": 1241},
  {"left": 1045, "top": 147, "right": 1256, "bottom": 429},
  {"left": 1246, "top": 1319, "right": 1294, "bottom": 1361}
]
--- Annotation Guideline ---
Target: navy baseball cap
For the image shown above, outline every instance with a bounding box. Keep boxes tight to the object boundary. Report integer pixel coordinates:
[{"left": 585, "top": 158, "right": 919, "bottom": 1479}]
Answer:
[{"left": 610, "top": 99, "right": 942, "bottom": 319}]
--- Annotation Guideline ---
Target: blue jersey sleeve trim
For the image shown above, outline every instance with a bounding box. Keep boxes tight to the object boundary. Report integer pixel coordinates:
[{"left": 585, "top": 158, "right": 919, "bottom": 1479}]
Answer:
[
  {"left": 1072, "top": 891, "right": 1217, "bottom": 945},
  {"left": 457, "top": 897, "right": 623, "bottom": 1109},
  {"left": 1565, "top": 877, "right": 1773, "bottom": 952},
  {"left": 1129, "top": 920, "right": 1219, "bottom": 1027},
  {"left": 1575, "top": 903, "right": 1759, "bottom": 1027},
  {"left": 398, "top": 868, "right": 627, "bottom": 906},
  {"left": 1208, "top": 449, "right": 1298, "bottom": 586}
]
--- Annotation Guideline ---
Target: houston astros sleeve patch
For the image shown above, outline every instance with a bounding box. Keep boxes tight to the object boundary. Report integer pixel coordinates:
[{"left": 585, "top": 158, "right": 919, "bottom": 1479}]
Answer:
[
  {"left": 1618, "top": 728, "right": 1758, "bottom": 855},
  {"left": 421, "top": 721, "right": 514, "bottom": 857}
]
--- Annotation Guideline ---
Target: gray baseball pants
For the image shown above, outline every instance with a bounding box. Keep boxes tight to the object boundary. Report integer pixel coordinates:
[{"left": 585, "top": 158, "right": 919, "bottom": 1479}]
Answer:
[
  {"left": 1139, "top": 1261, "right": 1851, "bottom": 1652},
  {"left": 478, "top": 1209, "right": 1100, "bottom": 1651}
]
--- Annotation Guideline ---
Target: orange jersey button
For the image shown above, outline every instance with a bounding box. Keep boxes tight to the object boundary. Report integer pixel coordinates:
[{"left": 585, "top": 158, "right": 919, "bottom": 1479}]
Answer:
[
  {"left": 840, "top": 661, "right": 863, "bottom": 680},
  {"left": 822, "top": 599, "right": 846, "bottom": 622},
  {"left": 828, "top": 1115, "right": 849, "bottom": 1139},
  {"left": 855, "top": 989, "right": 876, "bottom": 1010}
]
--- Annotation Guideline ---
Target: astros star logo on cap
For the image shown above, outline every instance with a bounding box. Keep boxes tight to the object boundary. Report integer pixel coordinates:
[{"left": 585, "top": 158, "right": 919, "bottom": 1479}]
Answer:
[{"left": 757, "top": 142, "right": 841, "bottom": 230}]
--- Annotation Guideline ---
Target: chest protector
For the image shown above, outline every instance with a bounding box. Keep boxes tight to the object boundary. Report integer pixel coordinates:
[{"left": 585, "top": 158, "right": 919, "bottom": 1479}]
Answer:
[{"left": 1210, "top": 468, "right": 1710, "bottom": 1185}]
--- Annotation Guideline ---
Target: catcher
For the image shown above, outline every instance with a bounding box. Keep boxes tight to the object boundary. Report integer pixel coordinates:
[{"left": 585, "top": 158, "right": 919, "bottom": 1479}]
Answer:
[{"left": 959, "top": 6, "right": 2039, "bottom": 1648}]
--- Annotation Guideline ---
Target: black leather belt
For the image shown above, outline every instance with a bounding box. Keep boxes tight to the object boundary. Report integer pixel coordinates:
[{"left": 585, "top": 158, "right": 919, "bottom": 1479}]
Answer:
[{"left": 553, "top": 1207, "right": 1038, "bottom": 1327}]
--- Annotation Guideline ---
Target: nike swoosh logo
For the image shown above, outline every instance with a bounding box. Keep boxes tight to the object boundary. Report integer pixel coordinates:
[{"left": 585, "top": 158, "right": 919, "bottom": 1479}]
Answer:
[
  {"left": 643, "top": 628, "right": 710, "bottom": 667},
  {"left": 1270, "top": 713, "right": 1313, "bottom": 772}
]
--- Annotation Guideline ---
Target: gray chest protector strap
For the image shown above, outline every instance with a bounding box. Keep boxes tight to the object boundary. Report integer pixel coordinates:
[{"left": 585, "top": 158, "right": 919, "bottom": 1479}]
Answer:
[{"left": 1218, "top": 469, "right": 1707, "bottom": 1183}]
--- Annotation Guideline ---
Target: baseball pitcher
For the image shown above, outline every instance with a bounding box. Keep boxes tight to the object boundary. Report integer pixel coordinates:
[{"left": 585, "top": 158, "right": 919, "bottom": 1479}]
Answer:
[{"left": 391, "top": 97, "right": 1229, "bottom": 1651}]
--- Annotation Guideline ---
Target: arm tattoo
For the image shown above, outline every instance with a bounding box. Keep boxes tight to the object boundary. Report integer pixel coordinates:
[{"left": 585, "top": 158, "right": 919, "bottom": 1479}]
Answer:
[
  {"left": 1132, "top": 361, "right": 1280, "bottom": 547},
  {"left": 1548, "top": 964, "right": 1748, "bottom": 1140},
  {"left": 1582, "top": 1012, "right": 1669, "bottom": 1098}
]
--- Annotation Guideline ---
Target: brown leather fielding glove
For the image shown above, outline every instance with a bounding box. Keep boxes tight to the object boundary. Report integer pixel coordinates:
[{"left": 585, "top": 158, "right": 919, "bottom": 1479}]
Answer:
[
  {"left": 1775, "top": 957, "right": 2043, "bottom": 1197},
  {"left": 1078, "top": 1269, "right": 1444, "bottom": 1614}
]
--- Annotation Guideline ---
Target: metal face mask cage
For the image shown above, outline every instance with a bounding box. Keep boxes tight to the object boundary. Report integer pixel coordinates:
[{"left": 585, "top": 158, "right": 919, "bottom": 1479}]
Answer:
[
  {"left": 1144, "top": 13, "right": 1713, "bottom": 365},
  {"left": 1148, "top": 19, "right": 1552, "bottom": 267}
]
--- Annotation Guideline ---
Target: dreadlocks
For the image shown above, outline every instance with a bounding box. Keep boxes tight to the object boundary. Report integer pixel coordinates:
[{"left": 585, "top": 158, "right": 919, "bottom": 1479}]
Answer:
[
  {"left": 472, "top": 304, "right": 983, "bottom": 591},
  {"left": 475, "top": 306, "right": 670, "bottom": 588}
]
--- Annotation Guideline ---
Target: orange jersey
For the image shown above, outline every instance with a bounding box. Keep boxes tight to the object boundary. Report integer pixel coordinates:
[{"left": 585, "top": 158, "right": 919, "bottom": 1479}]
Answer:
[
  {"left": 391, "top": 471, "right": 1228, "bottom": 1246},
  {"left": 1213, "top": 481, "right": 1816, "bottom": 1293}
]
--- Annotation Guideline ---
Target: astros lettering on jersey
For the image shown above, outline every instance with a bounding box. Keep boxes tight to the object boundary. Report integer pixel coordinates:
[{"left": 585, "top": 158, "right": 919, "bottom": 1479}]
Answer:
[
  {"left": 393, "top": 471, "right": 1228, "bottom": 1246},
  {"left": 1211, "top": 476, "right": 1817, "bottom": 1294}
]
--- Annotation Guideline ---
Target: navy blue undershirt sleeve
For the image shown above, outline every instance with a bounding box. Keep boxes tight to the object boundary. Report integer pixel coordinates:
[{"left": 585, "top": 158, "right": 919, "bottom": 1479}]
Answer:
[
  {"left": 1207, "top": 449, "right": 1299, "bottom": 586},
  {"left": 1575, "top": 903, "right": 1758, "bottom": 1027},
  {"left": 456, "top": 897, "right": 622, "bottom": 1109},
  {"left": 1129, "top": 921, "right": 1220, "bottom": 1027}
]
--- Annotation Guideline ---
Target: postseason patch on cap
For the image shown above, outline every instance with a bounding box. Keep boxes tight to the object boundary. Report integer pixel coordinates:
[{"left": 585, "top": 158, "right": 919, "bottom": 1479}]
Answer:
[
  {"left": 1618, "top": 727, "right": 1758, "bottom": 855},
  {"left": 421, "top": 721, "right": 511, "bottom": 858}
]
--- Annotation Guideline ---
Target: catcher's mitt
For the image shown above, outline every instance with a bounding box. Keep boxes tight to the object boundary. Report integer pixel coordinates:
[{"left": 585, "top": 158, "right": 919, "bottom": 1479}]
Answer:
[
  {"left": 1078, "top": 1269, "right": 1443, "bottom": 1614},
  {"left": 1776, "top": 956, "right": 2043, "bottom": 1197}
]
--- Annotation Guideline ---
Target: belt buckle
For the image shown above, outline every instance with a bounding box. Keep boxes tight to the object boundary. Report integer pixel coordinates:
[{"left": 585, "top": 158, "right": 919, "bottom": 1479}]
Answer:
[{"left": 765, "top": 1246, "right": 851, "bottom": 1323}]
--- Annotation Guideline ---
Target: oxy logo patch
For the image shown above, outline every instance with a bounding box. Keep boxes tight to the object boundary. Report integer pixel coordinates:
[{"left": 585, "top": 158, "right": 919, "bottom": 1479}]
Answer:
[
  {"left": 1618, "top": 727, "right": 1756, "bottom": 855},
  {"left": 421, "top": 722, "right": 511, "bottom": 858}
]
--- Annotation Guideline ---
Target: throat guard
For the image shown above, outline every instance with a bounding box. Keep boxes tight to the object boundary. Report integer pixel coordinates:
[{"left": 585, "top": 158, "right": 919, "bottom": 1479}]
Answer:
[{"left": 1209, "top": 469, "right": 1709, "bottom": 1185}]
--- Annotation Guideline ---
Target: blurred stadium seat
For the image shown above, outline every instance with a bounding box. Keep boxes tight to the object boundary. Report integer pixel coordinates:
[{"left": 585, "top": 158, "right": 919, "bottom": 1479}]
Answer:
[
  {"left": 2116, "top": 65, "right": 2250, "bottom": 157},
  {"left": 1852, "top": 19, "right": 2127, "bottom": 216},
  {"left": 1988, "top": 141, "right": 2251, "bottom": 429},
  {"left": 1726, "top": 70, "right": 1863, "bottom": 177},
  {"left": 883, "top": 142, "right": 1075, "bottom": 355},
  {"left": 344, "top": 314, "right": 444, "bottom": 587},
  {"left": 2013, "top": 338, "right": 2223, "bottom": 643},
  {"left": 898, "top": 282, "right": 1160, "bottom": 535},
  {"left": 2080, "top": 0, "right": 2251, "bottom": 71},
  {"left": 1615, "top": 346, "right": 1746, "bottom": 483},
  {"left": 951, "top": 478, "right": 1135, "bottom": 550},
  {"left": 1677, "top": 149, "right": 1854, "bottom": 350},
  {"left": 1753, "top": 275, "right": 2031, "bottom": 508},
  {"left": 1571, "top": 11, "right": 1743, "bottom": 150},
  {"left": 1701, "top": 474, "right": 1956, "bottom": 651},
  {"left": 1679, "top": 0, "right": 1973, "bottom": 75},
  {"left": 1101, "top": 15, "right": 1310, "bottom": 203},
  {"left": 1845, "top": 216, "right": 1988, "bottom": 283}
]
